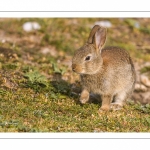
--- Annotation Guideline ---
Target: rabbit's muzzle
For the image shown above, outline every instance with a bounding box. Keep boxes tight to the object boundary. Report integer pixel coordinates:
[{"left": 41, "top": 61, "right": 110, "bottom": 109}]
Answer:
[{"left": 72, "top": 64, "right": 82, "bottom": 73}]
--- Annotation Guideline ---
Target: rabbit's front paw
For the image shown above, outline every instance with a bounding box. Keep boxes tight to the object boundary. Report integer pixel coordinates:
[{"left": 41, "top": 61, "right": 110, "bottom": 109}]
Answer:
[
  {"left": 110, "top": 103, "right": 122, "bottom": 110},
  {"left": 80, "top": 90, "right": 89, "bottom": 104},
  {"left": 80, "top": 97, "right": 89, "bottom": 104},
  {"left": 80, "top": 99, "right": 88, "bottom": 104}
]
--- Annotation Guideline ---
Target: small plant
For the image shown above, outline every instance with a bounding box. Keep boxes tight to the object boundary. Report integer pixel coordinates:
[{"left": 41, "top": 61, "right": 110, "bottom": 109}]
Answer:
[
  {"left": 52, "top": 63, "right": 66, "bottom": 75},
  {"left": 23, "top": 70, "right": 49, "bottom": 92},
  {"left": 2, "top": 63, "right": 18, "bottom": 70},
  {"left": 24, "top": 70, "right": 48, "bottom": 86},
  {"left": 134, "top": 103, "right": 150, "bottom": 113},
  {"left": 140, "top": 27, "right": 150, "bottom": 34}
]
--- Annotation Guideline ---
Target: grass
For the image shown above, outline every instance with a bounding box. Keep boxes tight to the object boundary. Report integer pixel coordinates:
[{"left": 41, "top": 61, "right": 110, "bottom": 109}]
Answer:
[
  {"left": 140, "top": 66, "right": 150, "bottom": 74},
  {"left": 0, "top": 18, "right": 150, "bottom": 132}
]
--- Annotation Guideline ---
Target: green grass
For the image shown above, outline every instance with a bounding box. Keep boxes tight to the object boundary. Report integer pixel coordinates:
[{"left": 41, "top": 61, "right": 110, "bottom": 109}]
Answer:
[
  {"left": 0, "top": 18, "right": 150, "bottom": 132},
  {"left": 140, "top": 66, "right": 150, "bottom": 74}
]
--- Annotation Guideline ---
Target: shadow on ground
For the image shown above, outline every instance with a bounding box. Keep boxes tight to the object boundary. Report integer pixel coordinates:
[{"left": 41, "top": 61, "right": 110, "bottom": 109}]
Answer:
[{"left": 50, "top": 72, "right": 101, "bottom": 105}]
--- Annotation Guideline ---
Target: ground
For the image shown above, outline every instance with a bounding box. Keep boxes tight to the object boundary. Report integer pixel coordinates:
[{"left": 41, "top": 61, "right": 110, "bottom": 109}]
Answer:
[{"left": 0, "top": 18, "right": 150, "bottom": 132}]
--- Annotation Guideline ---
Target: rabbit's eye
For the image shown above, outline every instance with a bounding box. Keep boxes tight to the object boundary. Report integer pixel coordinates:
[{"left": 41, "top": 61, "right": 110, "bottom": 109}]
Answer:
[{"left": 85, "top": 56, "right": 91, "bottom": 61}]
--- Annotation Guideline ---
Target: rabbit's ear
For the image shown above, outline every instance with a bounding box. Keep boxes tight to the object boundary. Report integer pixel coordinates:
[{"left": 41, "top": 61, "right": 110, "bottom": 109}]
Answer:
[
  {"left": 87, "top": 25, "right": 107, "bottom": 52},
  {"left": 88, "top": 25, "right": 100, "bottom": 44},
  {"left": 94, "top": 27, "right": 107, "bottom": 51}
]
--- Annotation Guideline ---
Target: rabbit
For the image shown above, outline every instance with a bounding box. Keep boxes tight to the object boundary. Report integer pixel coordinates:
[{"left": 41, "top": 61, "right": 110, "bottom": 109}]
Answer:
[{"left": 72, "top": 25, "right": 136, "bottom": 112}]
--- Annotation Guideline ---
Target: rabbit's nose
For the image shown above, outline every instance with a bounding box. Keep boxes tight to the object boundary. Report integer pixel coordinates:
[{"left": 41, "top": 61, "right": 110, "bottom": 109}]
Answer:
[{"left": 72, "top": 64, "right": 77, "bottom": 71}]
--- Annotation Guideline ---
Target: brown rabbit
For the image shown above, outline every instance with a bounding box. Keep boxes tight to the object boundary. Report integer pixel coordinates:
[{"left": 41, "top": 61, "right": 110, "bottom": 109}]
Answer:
[{"left": 72, "top": 25, "right": 136, "bottom": 112}]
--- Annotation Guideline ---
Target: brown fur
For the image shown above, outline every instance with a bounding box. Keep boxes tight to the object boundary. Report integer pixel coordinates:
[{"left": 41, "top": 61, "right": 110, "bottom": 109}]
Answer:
[{"left": 72, "top": 25, "right": 136, "bottom": 112}]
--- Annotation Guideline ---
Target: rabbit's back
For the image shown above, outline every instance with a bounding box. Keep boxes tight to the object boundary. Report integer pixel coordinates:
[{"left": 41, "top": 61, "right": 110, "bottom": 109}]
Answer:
[
  {"left": 102, "top": 47, "right": 136, "bottom": 84},
  {"left": 102, "top": 47, "right": 132, "bottom": 67}
]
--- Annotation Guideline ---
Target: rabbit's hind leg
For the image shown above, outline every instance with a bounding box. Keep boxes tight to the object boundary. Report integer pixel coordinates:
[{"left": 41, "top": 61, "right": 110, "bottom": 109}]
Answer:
[
  {"left": 110, "top": 91, "right": 127, "bottom": 110},
  {"left": 99, "top": 95, "right": 113, "bottom": 112}
]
